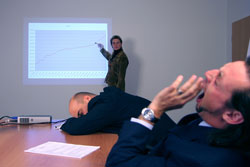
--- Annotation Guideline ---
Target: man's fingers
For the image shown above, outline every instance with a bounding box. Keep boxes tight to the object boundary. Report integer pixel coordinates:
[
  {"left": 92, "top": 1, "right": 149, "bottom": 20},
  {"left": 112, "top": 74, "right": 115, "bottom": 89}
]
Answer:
[
  {"left": 178, "top": 75, "right": 197, "bottom": 92},
  {"left": 181, "top": 77, "right": 203, "bottom": 101},
  {"left": 171, "top": 75, "right": 184, "bottom": 89}
]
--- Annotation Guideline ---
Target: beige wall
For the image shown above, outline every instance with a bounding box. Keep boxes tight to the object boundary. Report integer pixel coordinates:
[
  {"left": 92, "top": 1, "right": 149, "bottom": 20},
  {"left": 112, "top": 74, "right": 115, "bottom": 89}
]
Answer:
[{"left": 0, "top": 0, "right": 241, "bottom": 122}]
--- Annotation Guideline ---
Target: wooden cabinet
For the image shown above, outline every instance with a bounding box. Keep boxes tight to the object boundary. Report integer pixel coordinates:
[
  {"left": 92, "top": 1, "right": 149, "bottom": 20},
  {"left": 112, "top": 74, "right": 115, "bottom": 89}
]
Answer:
[{"left": 232, "top": 15, "right": 250, "bottom": 61}]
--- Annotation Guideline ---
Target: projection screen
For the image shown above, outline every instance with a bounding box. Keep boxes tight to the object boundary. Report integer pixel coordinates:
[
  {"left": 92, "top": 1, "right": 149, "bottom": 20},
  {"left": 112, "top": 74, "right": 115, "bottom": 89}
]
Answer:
[{"left": 23, "top": 18, "right": 112, "bottom": 85}]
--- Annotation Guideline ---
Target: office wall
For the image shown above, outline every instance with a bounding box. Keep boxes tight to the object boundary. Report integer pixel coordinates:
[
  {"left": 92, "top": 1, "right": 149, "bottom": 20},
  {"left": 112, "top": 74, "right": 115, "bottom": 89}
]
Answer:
[{"left": 0, "top": 0, "right": 228, "bottom": 122}]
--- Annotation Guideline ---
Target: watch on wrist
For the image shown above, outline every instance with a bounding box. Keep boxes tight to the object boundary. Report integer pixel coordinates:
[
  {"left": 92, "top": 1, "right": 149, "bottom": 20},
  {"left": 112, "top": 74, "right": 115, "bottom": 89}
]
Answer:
[{"left": 141, "top": 108, "right": 159, "bottom": 123}]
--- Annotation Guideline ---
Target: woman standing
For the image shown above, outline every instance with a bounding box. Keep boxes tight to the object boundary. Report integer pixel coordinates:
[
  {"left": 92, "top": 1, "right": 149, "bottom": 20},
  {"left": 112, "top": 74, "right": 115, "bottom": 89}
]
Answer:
[{"left": 97, "top": 35, "right": 129, "bottom": 91}]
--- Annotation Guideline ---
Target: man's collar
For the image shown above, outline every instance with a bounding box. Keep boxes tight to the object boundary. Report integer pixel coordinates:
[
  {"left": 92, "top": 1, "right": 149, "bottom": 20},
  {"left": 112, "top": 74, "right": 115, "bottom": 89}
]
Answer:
[{"left": 199, "top": 120, "right": 212, "bottom": 127}]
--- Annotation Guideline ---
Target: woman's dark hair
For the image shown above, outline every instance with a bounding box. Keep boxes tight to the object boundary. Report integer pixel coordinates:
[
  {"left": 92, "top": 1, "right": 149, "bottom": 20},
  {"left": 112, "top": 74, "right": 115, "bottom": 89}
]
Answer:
[
  {"left": 110, "top": 35, "right": 122, "bottom": 45},
  {"left": 209, "top": 89, "right": 250, "bottom": 151}
]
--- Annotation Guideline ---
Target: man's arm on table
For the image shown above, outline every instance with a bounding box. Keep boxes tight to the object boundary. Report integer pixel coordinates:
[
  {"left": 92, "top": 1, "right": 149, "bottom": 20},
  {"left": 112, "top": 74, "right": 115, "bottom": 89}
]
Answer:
[{"left": 61, "top": 102, "right": 115, "bottom": 135}]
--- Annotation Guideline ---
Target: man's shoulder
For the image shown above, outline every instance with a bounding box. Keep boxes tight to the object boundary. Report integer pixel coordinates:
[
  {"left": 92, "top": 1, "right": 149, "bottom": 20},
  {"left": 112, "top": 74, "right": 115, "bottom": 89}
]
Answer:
[
  {"left": 96, "top": 86, "right": 123, "bottom": 103},
  {"left": 100, "top": 86, "right": 150, "bottom": 106},
  {"left": 103, "top": 86, "right": 121, "bottom": 93},
  {"left": 165, "top": 132, "right": 246, "bottom": 166}
]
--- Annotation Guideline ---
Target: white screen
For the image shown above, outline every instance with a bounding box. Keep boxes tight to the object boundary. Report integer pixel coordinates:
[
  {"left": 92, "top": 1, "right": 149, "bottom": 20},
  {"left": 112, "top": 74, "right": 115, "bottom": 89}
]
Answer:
[{"left": 23, "top": 18, "right": 112, "bottom": 85}]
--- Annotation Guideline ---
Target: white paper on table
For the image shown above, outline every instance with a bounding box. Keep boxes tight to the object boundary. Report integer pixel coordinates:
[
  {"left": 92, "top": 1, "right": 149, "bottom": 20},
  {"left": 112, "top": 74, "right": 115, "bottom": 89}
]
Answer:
[{"left": 24, "top": 141, "right": 100, "bottom": 159}]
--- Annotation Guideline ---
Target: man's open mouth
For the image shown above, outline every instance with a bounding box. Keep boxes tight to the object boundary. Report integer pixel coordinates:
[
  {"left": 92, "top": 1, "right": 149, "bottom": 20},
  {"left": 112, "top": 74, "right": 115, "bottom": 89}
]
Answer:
[
  {"left": 196, "top": 92, "right": 204, "bottom": 103},
  {"left": 196, "top": 92, "right": 205, "bottom": 113}
]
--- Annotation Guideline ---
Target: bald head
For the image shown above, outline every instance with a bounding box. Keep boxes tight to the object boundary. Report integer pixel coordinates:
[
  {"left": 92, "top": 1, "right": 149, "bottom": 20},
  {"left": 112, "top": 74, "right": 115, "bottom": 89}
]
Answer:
[{"left": 69, "top": 92, "right": 96, "bottom": 118}]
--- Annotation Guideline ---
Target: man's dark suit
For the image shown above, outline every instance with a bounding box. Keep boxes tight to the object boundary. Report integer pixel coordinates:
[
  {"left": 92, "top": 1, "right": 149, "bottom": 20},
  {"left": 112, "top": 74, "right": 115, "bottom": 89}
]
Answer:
[
  {"left": 106, "top": 119, "right": 247, "bottom": 167},
  {"left": 61, "top": 86, "right": 150, "bottom": 135}
]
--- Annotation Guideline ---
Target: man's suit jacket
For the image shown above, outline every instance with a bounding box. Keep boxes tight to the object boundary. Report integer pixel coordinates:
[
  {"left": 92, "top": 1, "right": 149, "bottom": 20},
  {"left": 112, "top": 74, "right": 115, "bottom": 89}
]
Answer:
[
  {"left": 61, "top": 86, "right": 150, "bottom": 135},
  {"left": 106, "top": 119, "right": 247, "bottom": 167}
]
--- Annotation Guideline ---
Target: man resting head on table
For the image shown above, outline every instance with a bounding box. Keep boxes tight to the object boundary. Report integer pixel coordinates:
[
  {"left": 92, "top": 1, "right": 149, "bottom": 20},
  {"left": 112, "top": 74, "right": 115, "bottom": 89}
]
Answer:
[
  {"left": 61, "top": 86, "right": 171, "bottom": 135},
  {"left": 61, "top": 86, "right": 177, "bottom": 150}
]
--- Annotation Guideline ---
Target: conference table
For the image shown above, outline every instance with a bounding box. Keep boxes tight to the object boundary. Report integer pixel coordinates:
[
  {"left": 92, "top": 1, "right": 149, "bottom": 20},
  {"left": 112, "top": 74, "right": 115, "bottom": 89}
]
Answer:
[{"left": 0, "top": 123, "right": 118, "bottom": 167}]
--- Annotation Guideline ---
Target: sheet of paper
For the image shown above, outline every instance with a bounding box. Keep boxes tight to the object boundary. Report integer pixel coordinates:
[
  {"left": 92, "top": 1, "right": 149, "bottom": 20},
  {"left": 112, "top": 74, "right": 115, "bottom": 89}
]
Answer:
[{"left": 24, "top": 141, "right": 100, "bottom": 159}]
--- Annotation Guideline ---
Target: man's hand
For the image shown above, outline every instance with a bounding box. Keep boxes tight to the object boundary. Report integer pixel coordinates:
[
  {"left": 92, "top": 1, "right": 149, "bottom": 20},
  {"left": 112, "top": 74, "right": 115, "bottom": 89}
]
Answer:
[{"left": 148, "top": 75, "right": 204, "bottom": 118}]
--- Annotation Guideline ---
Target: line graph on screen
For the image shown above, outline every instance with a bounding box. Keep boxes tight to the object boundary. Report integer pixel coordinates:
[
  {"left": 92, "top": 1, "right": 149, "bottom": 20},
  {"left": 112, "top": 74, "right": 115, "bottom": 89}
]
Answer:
[
  {"left": 33, "top": 30, "right": 107, "bottom": 71},
  {"left": 23, "top": 18, "right": 112, "bottom": 85}
]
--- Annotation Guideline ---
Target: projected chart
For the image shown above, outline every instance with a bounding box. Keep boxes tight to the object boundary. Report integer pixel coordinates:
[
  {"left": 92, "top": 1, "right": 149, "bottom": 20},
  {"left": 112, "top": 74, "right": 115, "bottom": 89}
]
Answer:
[{"left": 28, "top": 22, "right": 109, "bottom": 79}]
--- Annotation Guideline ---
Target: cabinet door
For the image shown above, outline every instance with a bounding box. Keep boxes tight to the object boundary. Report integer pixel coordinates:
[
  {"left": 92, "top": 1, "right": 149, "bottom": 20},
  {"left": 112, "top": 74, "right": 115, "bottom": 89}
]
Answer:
[{"left": 232, "top": 15, "right": 250, "bottom": 61}]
